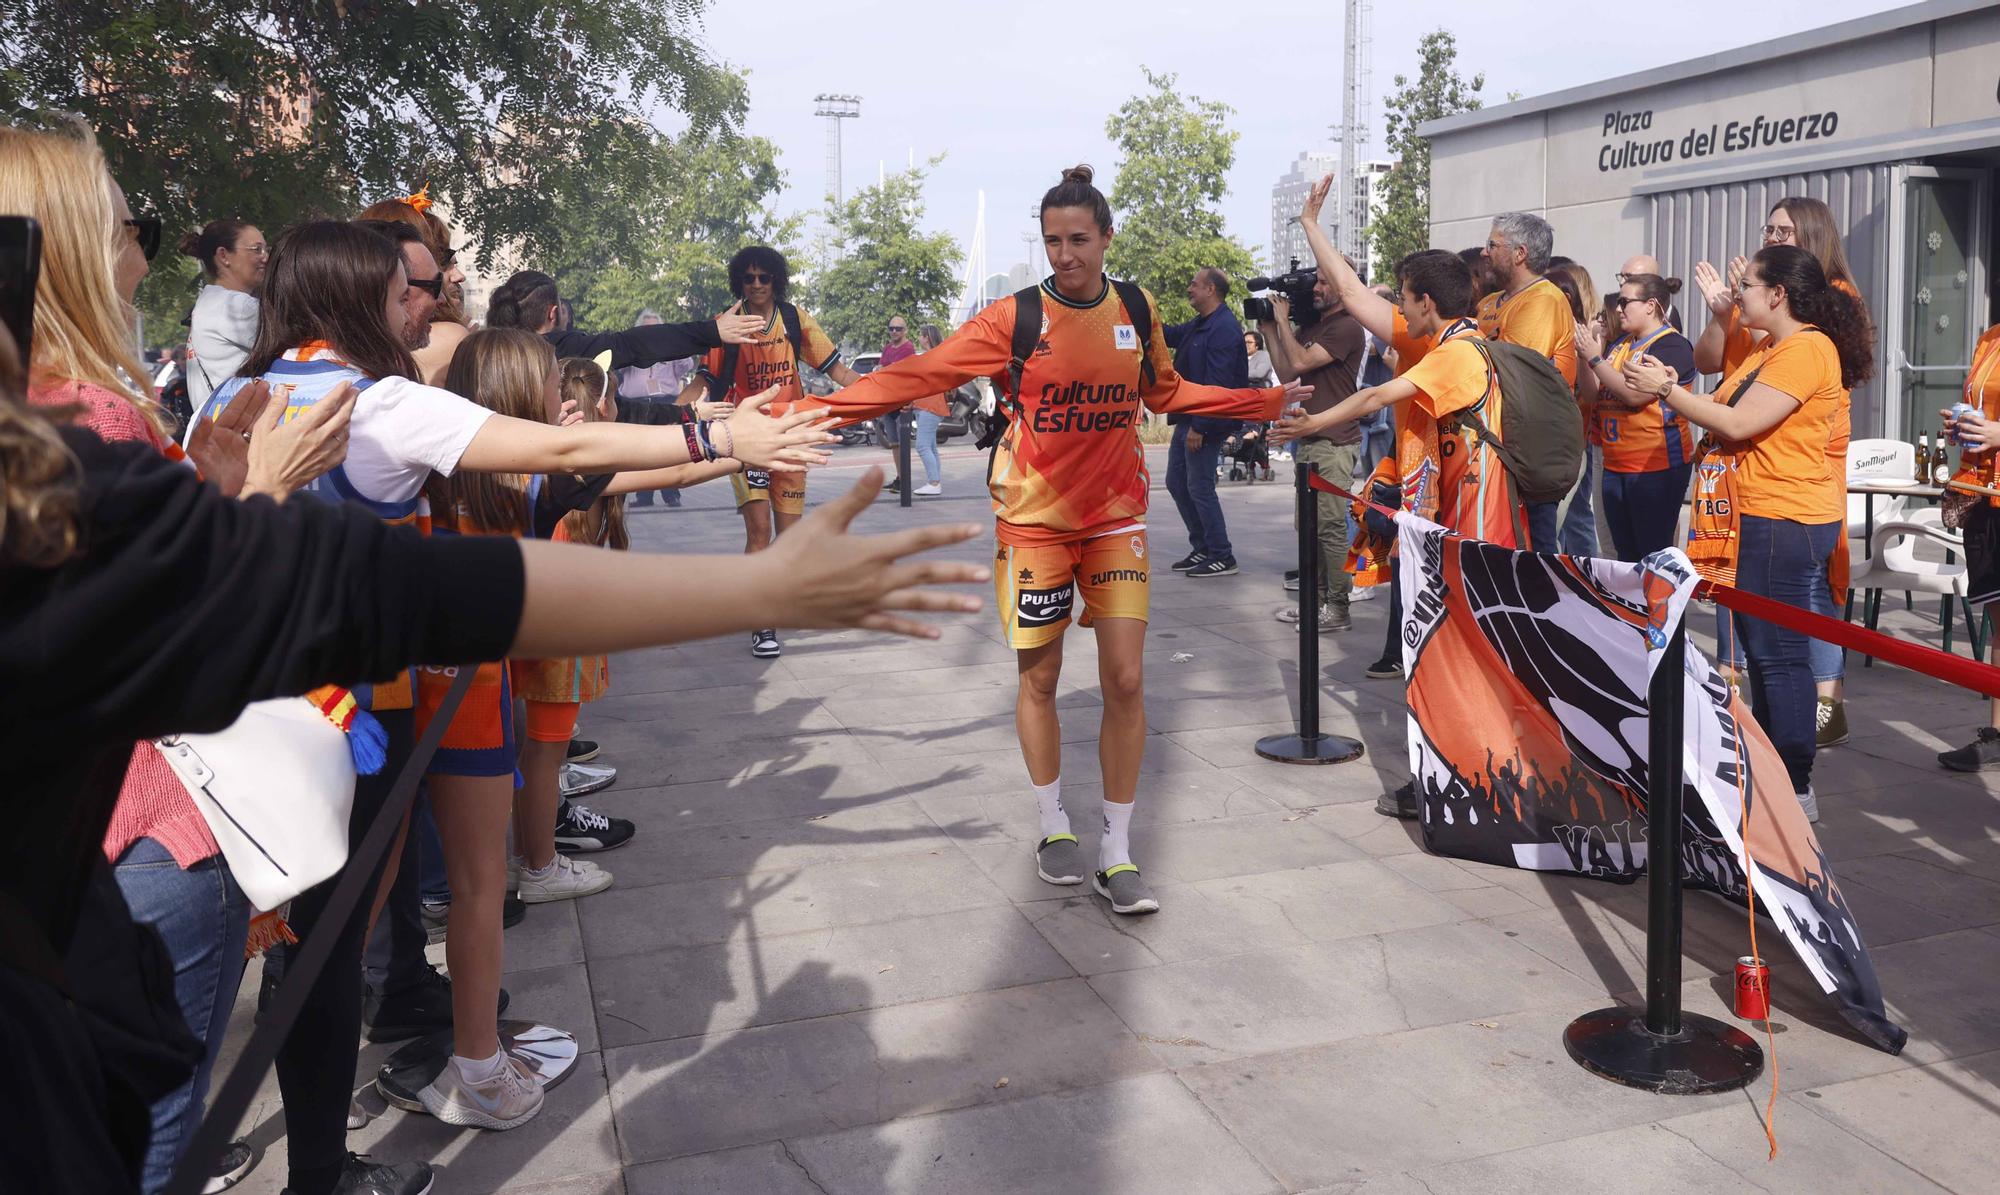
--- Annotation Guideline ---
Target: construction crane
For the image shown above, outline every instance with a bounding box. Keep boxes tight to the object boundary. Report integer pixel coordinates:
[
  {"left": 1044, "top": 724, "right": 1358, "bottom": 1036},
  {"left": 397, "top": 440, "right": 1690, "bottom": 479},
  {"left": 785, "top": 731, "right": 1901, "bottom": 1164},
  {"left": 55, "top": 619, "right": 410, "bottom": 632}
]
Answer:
[{"left": 813, "top": 94, "right": 861, "bottom": 203}]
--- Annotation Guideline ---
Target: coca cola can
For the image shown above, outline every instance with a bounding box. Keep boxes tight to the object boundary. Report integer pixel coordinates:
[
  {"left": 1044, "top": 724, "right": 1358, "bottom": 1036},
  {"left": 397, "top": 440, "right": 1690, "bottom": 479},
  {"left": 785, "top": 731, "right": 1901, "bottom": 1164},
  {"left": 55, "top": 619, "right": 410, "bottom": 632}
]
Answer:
[
  {"left": 1950, "top": 402, "right": 1979, "bottom": 448},
  {"left": 1734, "top": 956, "right": 1771, "bottom": 1020}
]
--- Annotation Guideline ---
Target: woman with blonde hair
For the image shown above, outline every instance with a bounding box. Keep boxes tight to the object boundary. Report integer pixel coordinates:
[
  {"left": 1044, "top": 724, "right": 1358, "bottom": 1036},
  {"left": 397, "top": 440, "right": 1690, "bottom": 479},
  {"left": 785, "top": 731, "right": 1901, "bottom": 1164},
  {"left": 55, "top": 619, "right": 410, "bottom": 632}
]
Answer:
[{"left": 0, "top": 120, "right": 351, "bottom": 1194}]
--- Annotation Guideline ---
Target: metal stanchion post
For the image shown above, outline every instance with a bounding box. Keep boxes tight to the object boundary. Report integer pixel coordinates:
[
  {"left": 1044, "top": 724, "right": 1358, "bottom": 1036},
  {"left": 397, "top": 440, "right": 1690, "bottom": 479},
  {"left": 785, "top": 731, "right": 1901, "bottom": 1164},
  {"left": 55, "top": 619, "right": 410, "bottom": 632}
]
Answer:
[
  {"left": 1256, "top": 459, "right": 1363, "bottom": 766},
  {"left": 1563, "top": 621, "right": 1763, "bottom": 1092},
  {"left": 899, "top": 414, "right": 913, "bottom": 508}
]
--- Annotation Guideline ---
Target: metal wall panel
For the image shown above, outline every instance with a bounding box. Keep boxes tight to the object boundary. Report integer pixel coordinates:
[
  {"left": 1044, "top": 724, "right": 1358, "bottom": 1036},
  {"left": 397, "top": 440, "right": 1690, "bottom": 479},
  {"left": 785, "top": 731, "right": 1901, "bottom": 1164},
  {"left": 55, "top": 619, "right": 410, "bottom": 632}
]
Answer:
[{"left": 1649, "top": 163, "right": 1895, "bottom": 430}]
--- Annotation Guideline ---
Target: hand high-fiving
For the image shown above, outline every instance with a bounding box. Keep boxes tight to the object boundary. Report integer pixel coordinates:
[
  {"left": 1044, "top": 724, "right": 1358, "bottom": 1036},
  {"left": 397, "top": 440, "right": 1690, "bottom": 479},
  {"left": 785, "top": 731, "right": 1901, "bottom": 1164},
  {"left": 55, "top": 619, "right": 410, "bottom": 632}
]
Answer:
[
  {"left": 716, "top": 302, "right": 765, "bottom": 345},
  {"left": 723, "top": 385, "right": 838, "bottom": 470}
]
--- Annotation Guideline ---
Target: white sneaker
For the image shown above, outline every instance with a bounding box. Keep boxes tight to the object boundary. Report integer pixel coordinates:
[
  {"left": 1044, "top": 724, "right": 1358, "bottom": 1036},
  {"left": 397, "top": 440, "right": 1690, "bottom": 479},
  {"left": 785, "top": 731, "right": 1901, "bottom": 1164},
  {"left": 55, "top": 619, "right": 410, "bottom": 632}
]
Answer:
[
  {"left": 517, "top": 853, "right": 613, "bottom": 903},
  {"left": 914, "top": 481, "right": 941, "bottom": 496},
  {"left": 1796, "top": 786, "right": 1821, "bottom": 824},
  {"left": 1350, "top": 586, "right": 1375, "bottom": 602},
  {"left": 419, "top": 1053, "right": 544, "bottom": 1130}
]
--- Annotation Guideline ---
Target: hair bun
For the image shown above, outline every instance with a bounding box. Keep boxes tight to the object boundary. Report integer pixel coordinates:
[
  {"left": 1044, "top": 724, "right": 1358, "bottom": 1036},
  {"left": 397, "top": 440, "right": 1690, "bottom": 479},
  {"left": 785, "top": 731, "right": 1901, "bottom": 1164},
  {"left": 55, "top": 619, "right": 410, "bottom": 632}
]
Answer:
[
  {"left": 177, "top": 230, "right": 205, "bottom": 258},
  {"left": 1060, "top": 164, "right": 1095, "bottom": 187},
  {"left": 1664, "top": 276, "right": 1684, "bottom": 295}
]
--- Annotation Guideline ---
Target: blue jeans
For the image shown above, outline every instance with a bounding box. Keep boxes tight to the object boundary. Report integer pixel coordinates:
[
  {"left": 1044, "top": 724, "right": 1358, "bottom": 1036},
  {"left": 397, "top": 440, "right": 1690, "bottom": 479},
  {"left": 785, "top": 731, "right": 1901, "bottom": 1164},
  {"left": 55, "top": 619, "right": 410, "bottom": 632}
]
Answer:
[
  {"left": 1165, "top": 421, "right": 1232, "bottom": 560},
  {"left": 1526, "top": 501, "right": 1560, "bottom": 553},
  {"left": 1809, "top": 559, "right": 1845, "bottom": 683},
  {"left": 914, "top": 409, "right": 942, "bottom": 485},
  {"left": 1560, "top": 446, "right": 1601, "bottom": 557},
  {"left": 1735, "top": 514, "right": 1841, "bottom": 793},
  {"left": 113, "top": 838, "right": 250, "bottom": 1195},
  {"left": 1357, "top": 407, "right": 1394, "bottom": 477},
  {"left": 631, "top": 488, "right": 679, "bottom": 507},
  {"left": 1601, "top": 463, "right": 1693, "bottom": 563}
]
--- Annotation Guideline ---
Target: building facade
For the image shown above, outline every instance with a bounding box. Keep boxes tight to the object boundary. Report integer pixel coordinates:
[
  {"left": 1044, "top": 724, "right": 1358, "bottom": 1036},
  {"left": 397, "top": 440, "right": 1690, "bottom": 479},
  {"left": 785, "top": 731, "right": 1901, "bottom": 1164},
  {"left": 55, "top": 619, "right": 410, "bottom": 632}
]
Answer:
[
  {"left": 1271, "top": 151, "right": 1342, "bottom": 271},
  {"left": 1420, "top": 0, "right": 1999, "bottom": 440}
]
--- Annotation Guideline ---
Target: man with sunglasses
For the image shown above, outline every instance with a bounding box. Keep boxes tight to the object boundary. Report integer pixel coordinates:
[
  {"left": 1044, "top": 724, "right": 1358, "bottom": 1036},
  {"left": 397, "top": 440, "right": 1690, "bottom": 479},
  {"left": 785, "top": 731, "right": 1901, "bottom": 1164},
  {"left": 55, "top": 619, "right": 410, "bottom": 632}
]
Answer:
[
  {"left": 682, "top": 245, "right": 859, "bottom": 658},
  {"left": 355, "top": 219, "right": 442, "bottom": 351}
]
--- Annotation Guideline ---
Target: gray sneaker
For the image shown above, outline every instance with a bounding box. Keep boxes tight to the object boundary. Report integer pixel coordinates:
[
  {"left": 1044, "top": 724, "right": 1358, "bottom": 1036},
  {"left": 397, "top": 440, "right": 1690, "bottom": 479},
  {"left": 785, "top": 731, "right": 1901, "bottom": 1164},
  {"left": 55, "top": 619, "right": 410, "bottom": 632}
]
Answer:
[
  {"left": 1035, "top": 834, "right": 1087, "bottom": 885},
  {"left": 1092, "top": 865, "right": 1160, "bottom": 915}
]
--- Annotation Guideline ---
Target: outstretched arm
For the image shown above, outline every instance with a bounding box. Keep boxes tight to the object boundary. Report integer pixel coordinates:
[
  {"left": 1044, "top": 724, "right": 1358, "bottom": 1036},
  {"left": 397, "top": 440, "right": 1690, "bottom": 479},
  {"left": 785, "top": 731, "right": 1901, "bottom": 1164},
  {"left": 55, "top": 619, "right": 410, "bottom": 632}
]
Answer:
[
  {"left": 794, "top": 306, "right": 1012, "bottom": 426},
  {"left": 1301, "top": 175, "right": 1397, "bottom": 343},
  {"left": 1270, "top": 377, "right": 1417, "bottom": 445}
]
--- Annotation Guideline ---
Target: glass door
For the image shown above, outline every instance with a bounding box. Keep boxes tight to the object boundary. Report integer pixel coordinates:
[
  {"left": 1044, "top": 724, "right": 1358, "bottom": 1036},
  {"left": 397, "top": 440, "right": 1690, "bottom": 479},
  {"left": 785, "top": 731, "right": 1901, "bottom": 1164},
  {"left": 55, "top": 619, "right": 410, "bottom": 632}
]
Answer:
[{"left": 1891, "top": 167, "right": 1990, "bottom": 447}]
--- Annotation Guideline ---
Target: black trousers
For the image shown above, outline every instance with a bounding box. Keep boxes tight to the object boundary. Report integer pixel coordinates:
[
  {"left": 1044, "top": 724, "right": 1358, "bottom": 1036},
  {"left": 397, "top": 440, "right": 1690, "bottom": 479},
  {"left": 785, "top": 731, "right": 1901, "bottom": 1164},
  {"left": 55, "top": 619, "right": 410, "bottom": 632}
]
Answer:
[{"left": 266, "top": 707, "right": 415, "bottom": 1193}]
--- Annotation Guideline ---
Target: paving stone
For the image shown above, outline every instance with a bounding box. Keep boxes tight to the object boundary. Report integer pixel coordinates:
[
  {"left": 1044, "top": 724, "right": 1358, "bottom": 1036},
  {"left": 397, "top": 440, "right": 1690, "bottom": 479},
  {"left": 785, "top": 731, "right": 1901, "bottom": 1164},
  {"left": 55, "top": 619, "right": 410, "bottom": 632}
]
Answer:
[
  {"left": 502, "top": 895, "right": 586, "bottom": 972},
  {"left": 625, "top": 1143, "right": 828, "bottom": 1194},
  {"left": 578, "top": 847, "right": 1012, "bottom": 956},
  {"left": 785, "top": 1072, "right": 1283, "bottom": 1194},
  {"left": 588, "top": 905, "right": 1074, "bottom": 1047},
  {"left": 1125, "top": 809, "right": 1366, "bottom": 883},
  {"left": 576, "top": 797, "right": 955, "bottom": 885},
  {"left": 606, "top": 978, "right": 1158, "bottom": 1163},
  {"left": 1800, "top": 1051, "right": 2000, "bottom": 1192},
  {"left": 1090, "top": 921, "right": 1597, "bottom": 1064}
]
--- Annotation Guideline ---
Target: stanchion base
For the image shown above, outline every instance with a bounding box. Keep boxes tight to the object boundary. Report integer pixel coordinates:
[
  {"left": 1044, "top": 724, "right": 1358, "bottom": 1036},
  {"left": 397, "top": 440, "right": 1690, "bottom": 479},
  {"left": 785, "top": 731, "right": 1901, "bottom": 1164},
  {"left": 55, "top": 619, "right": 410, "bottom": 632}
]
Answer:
[
  {"left": 1563, "top": 1006, "right": 1763, "bottom": 1094},
  {"left": 1254, "top": 733, "right": 1364, "bottom": 765},
  {"left": 376, "top": 1020, "right": 580, "bottom": 1112}
]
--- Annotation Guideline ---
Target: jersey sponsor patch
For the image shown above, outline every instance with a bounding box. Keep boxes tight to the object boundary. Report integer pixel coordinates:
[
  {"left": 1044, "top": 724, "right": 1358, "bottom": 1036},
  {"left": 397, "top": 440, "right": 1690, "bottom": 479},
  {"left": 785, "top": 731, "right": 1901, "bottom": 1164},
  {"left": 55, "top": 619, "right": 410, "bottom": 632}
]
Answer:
[
  {"left": 1014, "top": 580, "right": 1075, "bottom": 627},
  {"left": 1113, "top": 325, "right": 1137, "bottom": 350}
]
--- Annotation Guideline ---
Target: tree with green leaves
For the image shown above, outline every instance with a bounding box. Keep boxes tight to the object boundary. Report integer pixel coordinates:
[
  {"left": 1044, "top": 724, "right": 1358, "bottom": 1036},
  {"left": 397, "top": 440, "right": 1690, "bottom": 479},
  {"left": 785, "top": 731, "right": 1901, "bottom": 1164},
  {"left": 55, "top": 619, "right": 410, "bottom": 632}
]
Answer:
[
  {"left": 1101, "top": 69, "right": 1257, "bottom": 327},
  {"left": 800, "top": 163, "right": 962, "bottom": 351},
  {"left": 1, "top": 0, "right": 744, "bottom": 340},
  {"left": 542, "top": 131, "right": 803, "bottom": 331},
  {"left": 1369, "top": 30, "right": 1484, "bottom": 282}
]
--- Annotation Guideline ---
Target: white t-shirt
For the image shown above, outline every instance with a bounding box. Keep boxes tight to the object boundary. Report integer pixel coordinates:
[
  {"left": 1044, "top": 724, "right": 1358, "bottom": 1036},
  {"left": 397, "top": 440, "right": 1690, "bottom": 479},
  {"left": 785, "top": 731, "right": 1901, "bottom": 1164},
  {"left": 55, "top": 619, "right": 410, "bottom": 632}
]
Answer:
[
  {"left": 338, "top": 375, "right": 495, "bottom": 503},
  {"left": 187, "top": 285, "right": 260, "bottom": 407}
]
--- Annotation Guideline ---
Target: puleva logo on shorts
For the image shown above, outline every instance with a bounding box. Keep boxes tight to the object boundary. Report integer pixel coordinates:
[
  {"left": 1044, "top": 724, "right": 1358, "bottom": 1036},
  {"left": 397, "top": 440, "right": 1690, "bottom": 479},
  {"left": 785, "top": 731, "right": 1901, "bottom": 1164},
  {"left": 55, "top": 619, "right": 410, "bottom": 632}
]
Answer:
[{"left": 1015, "top": 581, "right": 1075, "bottom": 627}]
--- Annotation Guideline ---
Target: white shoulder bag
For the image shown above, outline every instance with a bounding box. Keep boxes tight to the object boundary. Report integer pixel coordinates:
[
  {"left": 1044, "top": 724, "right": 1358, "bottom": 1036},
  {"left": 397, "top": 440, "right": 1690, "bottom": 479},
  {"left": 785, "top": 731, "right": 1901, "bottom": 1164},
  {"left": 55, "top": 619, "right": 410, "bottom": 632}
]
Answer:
[{"left": 155, "top": 697, "right": 358, "bottom": 911}]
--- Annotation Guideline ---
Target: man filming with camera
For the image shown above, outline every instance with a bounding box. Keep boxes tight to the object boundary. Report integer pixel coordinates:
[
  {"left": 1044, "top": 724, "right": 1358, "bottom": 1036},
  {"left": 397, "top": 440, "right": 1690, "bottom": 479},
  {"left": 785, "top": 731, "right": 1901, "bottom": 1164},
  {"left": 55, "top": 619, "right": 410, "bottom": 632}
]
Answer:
[{"left": 1255, "top": 266, "right": 1364, "bottom": 631}]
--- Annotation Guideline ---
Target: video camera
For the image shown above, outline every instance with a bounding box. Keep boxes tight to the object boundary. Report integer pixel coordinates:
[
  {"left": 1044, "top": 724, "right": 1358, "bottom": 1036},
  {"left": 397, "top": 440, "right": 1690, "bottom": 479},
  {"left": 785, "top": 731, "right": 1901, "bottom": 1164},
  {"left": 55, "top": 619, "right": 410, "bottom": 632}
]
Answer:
[{"left": 1241, "top": 258, "right": 1320, "bottom": 328}]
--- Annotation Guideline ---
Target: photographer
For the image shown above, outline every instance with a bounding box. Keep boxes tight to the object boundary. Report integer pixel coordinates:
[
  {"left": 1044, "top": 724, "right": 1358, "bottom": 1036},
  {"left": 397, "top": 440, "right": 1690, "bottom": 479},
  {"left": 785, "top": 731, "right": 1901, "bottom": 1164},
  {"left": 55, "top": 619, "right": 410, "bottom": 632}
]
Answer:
[
  {"left": 1163, "top": 267, "right": 1250, "bottom": 577},
  {"left": 1258, "top": 271, "right": 1364, "bottom": 632}
]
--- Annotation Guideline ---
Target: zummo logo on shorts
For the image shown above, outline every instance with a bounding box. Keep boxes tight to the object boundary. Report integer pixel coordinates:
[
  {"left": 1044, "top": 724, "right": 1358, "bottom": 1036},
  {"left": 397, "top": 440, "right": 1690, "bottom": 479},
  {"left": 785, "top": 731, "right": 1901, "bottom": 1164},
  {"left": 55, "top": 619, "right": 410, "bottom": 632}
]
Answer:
[
  {"left": 1015, "top": 582, "right": 1075, "bottom": 627},
  {"left": 1088, "top": 568, "right": 1146, "bottom": 586}
]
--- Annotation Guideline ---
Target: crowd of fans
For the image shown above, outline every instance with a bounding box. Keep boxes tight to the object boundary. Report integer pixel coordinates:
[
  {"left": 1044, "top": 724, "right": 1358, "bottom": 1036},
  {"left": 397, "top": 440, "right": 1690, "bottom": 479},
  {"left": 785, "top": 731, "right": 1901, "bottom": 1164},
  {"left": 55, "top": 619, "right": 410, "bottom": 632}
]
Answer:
[{"left": 4, "top": 104, "right": 1997, "bottom": 1195}]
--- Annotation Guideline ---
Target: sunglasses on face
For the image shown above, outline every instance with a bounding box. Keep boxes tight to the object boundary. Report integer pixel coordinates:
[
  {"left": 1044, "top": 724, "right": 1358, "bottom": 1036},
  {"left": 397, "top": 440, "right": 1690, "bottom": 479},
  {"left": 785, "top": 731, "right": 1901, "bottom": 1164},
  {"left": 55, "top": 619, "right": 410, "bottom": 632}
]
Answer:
[
  {"left": 741, "top": 272, "right": 774, "bottom": 284},
  {"left": 123, "top": 216, "right": 161, "bottom": 261},
  {"left": 408, "top": 276, "right": 444, "bottom": 299},
  {"left": 439, "top": 247, "right": 460, "bottom": 270},
  {"left": 888, "top": 324, "right": 906, "bottom": 332}
]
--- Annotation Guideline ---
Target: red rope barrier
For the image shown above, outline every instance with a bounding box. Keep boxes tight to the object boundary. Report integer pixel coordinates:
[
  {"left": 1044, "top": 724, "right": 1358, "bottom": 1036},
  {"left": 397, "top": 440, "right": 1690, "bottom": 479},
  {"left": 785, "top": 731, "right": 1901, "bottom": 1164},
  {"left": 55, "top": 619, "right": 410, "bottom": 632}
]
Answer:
[{"left": 1305, "top": 471, "right": 2000, "bottom": 701}]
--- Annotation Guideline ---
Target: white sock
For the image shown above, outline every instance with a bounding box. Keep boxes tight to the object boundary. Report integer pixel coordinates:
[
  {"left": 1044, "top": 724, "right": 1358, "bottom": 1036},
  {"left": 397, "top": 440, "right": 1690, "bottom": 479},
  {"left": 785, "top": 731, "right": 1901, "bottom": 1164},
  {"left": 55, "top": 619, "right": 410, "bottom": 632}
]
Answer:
[
  {"left": 1100, "top": 799, "right": 1134, "bottom": 871},
  {"left": 1033, "top": 777, "right": 1069, "bottom": 840},
  {"left": 523, "top": 857, "right": 557, "bottom": 880},
  {"left": 454, "top": 1049, "right": 506, "bottom": 1084}
]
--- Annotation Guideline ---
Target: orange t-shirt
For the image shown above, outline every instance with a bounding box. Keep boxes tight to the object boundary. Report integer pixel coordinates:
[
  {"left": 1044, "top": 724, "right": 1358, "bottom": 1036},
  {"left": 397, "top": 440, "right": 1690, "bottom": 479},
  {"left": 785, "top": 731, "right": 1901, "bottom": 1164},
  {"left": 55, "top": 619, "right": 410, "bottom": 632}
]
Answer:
[
  {"left": 794, "top": 276, "right": 1284, "bottom": 546},
  {"left": 1477, "top": 277, "right": 1578, "bottom": 386},
  {"left": 1715, "top": 328, "right": 1846, "bottom": 524},
  {"left": 1951, "top": 323, "right": 2000, "bottom": 505},
  {"left": 1397, "top": 323, "right": 1518, "bottom": 547},
  {"left": 699, "top": 305, "right": 841, "bottom": 406},
  {"left": 1720, "top": 278, "right": 1861, "bottom": 466}
]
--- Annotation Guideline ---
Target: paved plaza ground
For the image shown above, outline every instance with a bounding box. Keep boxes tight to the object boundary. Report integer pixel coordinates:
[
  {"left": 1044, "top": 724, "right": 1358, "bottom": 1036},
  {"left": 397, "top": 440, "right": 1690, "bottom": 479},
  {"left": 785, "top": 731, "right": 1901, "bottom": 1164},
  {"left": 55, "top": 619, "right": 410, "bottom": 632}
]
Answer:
[{"left": 220, "top": 443, "right": 2000, "bottom": 1193}]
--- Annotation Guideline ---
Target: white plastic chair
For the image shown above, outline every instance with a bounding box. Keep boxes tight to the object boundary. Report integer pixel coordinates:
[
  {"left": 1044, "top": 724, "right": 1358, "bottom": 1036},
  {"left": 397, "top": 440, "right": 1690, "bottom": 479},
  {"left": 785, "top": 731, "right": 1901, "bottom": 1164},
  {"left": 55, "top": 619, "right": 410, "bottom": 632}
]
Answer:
[
  {"left": 1859, "top": 508, "right": 1984, "bottom": 658},
  {"left": 1845, "top": 438, "right": 1915, "bottom": 541}
]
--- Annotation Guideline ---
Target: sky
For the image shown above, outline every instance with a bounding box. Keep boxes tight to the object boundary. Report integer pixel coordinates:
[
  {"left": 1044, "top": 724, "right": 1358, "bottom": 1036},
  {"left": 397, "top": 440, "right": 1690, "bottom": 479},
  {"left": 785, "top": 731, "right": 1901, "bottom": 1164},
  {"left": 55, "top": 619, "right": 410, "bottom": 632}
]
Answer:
[{"left": 686, "top": 0, "right": 1907, "bottom": 286}]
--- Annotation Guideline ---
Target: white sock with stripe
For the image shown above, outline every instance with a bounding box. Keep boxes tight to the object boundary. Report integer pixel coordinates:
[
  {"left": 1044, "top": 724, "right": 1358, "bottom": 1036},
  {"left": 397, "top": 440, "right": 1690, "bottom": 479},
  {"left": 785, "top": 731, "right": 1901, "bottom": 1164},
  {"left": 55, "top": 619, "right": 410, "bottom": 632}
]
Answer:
[
  {"left": 1033, "top": 777, "right": 1068, "bottom": 840},
  {"left": 1100, "top": 799, "right": 1134, "bottom": 871}
]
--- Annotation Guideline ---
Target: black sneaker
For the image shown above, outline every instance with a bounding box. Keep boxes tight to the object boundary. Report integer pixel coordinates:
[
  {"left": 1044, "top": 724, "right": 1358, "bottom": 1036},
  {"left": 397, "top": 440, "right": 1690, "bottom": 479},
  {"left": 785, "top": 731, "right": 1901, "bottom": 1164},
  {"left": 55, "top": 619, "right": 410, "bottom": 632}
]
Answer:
[
  {"left": 503, "top": 893, "right": 526, "bottom": 929},
  {"left": 1376, "top": 780, "right": 1418, "bottom": 820},
  {"left": 1170, "top": 553, "right": 1206, "bottom": 571},
  {"left": 1187, "top": 556, "right": 1239, "bottom": 578},
  {"left": 1364, "top": 656, "right": 1404, "bottom": 680},
  {"left": 1940, "top": 727, "right": 2000, "bottom": 772},
  {"left": 566, "top": 738, "right": 600, "bottom": 763},
  {"left": 555, "top": 799, "right": 636, "bottom": 853},
  {"left": 294, "top": 1153, "right": 435, "bottom": 1195},
  {"left": 364, "top": 967, "right": 509, "bottom": 1043},
  {"left": 206, "top": 1138, "right": 255, "bottom": 1192},
  {"left": 751, "top": 628, "right": 782, "bottom": 658}
]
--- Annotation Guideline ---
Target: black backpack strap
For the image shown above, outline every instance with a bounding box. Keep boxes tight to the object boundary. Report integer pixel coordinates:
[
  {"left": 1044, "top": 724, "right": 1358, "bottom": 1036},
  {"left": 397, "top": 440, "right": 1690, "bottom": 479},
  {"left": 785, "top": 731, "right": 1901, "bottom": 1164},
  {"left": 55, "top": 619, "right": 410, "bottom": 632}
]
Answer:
[
  {"left": 711, "top": 343, "right": 742, "bottom": 401},
  {"left": 777, "top": 301, "right": 807, "bottom": 361},
  {"left": 1109, "top": 278, "right": 1157, "bottom": 392},
  {"left": 1007, "top": 286, "right": 1042, "bottom": 408}
]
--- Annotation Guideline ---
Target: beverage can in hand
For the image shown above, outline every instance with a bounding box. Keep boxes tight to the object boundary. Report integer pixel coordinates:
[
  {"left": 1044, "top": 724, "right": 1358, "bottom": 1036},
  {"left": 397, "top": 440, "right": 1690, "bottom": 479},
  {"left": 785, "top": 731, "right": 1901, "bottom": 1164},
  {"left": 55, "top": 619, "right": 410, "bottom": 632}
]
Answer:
[
  {"left": 1951, "top": 402, "right": 1979, "bottom": 448},
  {"left": 1734, "top": 955, "right": 1771, "bottom": 1020}
]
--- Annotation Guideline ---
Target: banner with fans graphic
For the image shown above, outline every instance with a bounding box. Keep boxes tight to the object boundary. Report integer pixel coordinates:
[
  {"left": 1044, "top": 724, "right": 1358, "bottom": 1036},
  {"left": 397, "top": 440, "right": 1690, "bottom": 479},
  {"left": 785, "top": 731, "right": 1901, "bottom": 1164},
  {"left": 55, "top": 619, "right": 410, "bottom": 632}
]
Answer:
[{"left": 1395, "top": 512, "right": 1905, "bottom": 1053}]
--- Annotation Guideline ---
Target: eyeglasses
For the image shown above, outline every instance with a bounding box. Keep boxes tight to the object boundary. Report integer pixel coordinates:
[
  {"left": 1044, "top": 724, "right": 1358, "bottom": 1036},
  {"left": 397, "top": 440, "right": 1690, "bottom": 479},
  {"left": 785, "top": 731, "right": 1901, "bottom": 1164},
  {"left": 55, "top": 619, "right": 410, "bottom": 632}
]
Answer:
[
  {"left": 741, "top": 271, "right": 774, "bottom": 284},
  {"left": 1760, "top": 225, "right": 1796, "bottom": 243},
  {"left": 122, "top": 216, "right": 161, "bottom": 261},
  {"left": 1484, "top": 238, "right": 1512, "bottom": 254},
  {"left": 407, "top": 276, "right": 444, "bottom": 299},
  {"left": 439, "top": 247, "right": 460, "bottom": 270},
  {"left": 1615, "top": 296, "right": 1653, "bottom": 309},
  {"left": 232, "top": 242, "right": 269, "bottom": 257},
  {"left": 1738, "top": 281, "right": 1774, "bottom": 295}
]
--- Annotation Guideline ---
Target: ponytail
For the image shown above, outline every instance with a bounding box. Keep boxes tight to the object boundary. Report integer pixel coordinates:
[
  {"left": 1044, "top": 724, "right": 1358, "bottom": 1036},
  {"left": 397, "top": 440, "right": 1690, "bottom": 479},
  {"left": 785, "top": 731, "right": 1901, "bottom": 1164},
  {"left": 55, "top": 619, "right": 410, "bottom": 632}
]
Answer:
[
  {"left": 179, "top": 218, "right": 253, "bottom": 281},
  {"left": 488, "top": 270, "right": 561, "bottom": 332},
  {"left": 1752, "top": 244, "right": 1874, "bottom": 390}
]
